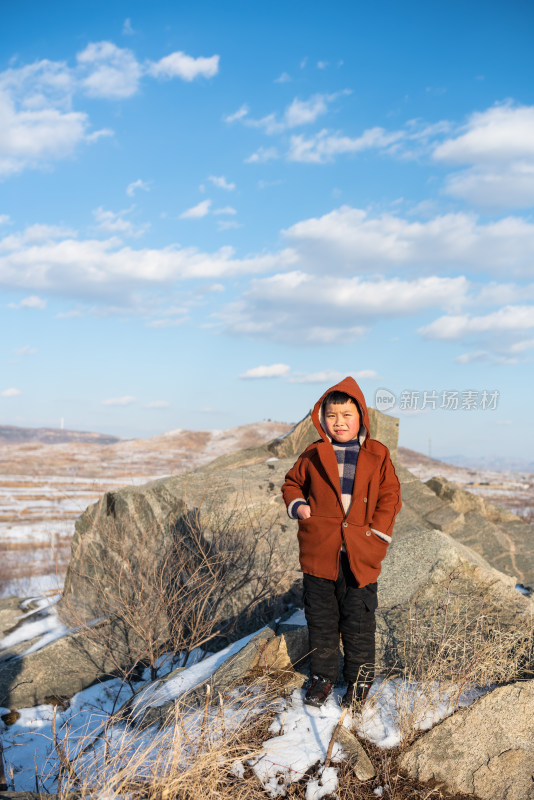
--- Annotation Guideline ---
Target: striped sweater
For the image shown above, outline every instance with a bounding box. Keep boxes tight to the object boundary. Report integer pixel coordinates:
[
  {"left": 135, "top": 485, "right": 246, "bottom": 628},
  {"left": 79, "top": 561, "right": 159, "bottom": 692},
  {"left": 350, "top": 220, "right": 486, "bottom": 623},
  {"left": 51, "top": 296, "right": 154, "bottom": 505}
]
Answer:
[{"left": 290, "top": 439, "right": 360, "bottom": 527}]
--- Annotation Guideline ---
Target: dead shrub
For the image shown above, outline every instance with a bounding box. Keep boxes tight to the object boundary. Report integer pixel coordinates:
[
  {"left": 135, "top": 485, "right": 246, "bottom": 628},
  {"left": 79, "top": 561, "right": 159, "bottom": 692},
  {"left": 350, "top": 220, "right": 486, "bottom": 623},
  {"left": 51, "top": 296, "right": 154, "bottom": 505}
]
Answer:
[{"left": 60, "top": 490, "right": 295, "bottom": 686}]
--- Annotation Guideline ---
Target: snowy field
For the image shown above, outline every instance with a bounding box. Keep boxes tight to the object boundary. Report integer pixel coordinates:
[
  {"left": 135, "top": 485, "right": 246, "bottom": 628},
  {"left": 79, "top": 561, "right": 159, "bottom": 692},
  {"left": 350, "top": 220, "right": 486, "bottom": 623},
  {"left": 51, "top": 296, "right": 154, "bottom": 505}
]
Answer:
[
  {"left": 0, "top": 422, "right": 292, "bottom": 598},
  {"left": 0, "top": 473, "right": 162, "bottom": 598},
  {"left": 0, "top": 599, "right": 490, "bottom": 796}
]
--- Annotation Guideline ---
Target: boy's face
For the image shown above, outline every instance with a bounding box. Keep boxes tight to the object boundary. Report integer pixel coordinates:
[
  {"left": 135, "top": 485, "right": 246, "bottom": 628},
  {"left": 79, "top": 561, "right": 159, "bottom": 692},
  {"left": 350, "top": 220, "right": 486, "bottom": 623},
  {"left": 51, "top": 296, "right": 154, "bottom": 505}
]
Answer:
[{"left": 324, "top": 399, "right": 360, "bottom": 443}]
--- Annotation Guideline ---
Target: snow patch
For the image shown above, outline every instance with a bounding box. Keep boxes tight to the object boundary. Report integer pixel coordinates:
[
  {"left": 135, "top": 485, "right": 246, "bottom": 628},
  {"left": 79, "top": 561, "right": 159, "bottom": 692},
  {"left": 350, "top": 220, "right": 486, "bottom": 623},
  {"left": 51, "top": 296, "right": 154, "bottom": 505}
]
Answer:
[{"left": 357, "top": 677, "right": 489, "bottom": 748}]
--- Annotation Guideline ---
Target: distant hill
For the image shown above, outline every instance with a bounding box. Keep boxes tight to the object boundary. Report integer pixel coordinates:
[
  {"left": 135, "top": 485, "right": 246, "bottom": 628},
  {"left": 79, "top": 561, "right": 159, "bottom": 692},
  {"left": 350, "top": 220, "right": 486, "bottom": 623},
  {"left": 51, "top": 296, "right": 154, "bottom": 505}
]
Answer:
[
  {"left": 438, "top": 453, "right": 534, "bottom": 474},
  {"left": 397, "top": 447, "right": 456, "bottom": 472},
  {"left": 0, "top": 425, "right": 122, "bottom": 446},
  {"left": 399, "top": 447, "right": 534, "bottom": 475}
]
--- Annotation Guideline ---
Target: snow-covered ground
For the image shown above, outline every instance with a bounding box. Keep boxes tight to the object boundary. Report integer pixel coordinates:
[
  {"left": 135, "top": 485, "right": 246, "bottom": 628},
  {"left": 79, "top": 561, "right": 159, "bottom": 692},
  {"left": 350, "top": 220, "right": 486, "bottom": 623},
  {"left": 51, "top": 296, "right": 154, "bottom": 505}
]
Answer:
[{"left": 0, "top": 598, "right": 492, "bottom": 795}]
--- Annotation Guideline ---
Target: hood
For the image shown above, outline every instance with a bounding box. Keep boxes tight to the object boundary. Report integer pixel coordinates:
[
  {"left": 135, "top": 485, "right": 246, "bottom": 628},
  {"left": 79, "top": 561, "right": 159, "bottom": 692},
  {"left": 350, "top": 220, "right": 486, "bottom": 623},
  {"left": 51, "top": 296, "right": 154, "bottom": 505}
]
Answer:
[{"left": 311, "top": 375, "right": 370, "bottom": 445}]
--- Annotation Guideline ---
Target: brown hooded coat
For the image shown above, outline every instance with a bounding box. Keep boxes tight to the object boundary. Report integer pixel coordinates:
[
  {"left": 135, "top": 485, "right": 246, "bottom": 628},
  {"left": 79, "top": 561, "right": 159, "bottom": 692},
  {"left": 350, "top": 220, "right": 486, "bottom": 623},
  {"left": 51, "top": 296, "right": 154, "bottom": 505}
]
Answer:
[{"left": 281, "top": 376, "right": 401, "bottom": 586}]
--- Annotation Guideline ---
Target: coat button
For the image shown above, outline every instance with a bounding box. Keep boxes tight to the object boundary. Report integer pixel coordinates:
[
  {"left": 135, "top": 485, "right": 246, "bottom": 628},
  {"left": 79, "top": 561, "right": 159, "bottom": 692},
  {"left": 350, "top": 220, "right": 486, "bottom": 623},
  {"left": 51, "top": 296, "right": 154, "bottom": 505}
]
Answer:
[
  {"left": 342, "top": 522, "right": 348, "bottom": 528},
  {"left": 363, "top": 497, "right": 368, "bottom": 502},
  {"left": 365, "top": 530, "right": 371, "bottom": 536}
]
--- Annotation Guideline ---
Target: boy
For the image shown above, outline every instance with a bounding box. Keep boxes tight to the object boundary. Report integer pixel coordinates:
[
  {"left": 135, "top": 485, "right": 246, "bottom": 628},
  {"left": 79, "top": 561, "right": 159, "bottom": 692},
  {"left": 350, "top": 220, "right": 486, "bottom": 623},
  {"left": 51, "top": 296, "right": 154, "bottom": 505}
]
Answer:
[{"left": 281, "top": 376, "right": 401, "bottom": 708}]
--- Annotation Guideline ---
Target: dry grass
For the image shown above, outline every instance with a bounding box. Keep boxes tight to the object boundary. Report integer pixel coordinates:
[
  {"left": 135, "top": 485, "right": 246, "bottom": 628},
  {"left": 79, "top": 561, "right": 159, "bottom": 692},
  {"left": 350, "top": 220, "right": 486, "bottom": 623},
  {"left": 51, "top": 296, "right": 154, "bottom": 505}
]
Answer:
[
  {"left": 358, "top": 568, "right": 534, "bottom": 750},
  {"left": 28, "top": 673, "right": 479, "bottom": 800},
  {"left": 5, "top": 516, "right": 532, "bottom": 797},
  {"left": 14, "top": 565, "right": 531, "bottom": 798},
  {"left": 398, "top": 569, "right": 533, "bottom": 688}
]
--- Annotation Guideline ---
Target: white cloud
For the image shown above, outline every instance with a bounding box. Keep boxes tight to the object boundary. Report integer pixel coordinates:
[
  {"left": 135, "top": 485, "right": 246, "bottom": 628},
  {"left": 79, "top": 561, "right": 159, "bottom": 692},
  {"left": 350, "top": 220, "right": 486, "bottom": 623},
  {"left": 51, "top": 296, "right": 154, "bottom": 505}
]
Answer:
[
  {"left": 93, "top": 206, "right": 149, "bottom": 237},
  {"left": 0, "top": 57, "right": 106, "bottom": 176},
  {"left": 287, "top": 127, "right": 404, "bottom": 163},
  {"left": 216, "top": 220, "right": 241, "bottom": 231},
  {"left": 284, "top": 93, "right": 348, "bottom": 128},
  {"left": 288, "top": 369, "right": 377, "bottom": 384},
  {"left": 77, "top": 41, "right": 142, "bottom": 99},
  {"left": 0, "top": 42, "right": 219, "bottom": 178},
  {"left": 213, "top": 206, "right": 237, "bottom": 216},
  {"left": 275, "top": 72, "right": 291, "bottom": 83},
  {"left": 0, "top": 59, "right": 75, "bottom": 109},
  {"left": 317, "top": 61, "right": 329, "bottom": 69},
  {"left": 434, "top": 103, "right": 534, "bottom": 209},
  {"left": 282, "top": 206, "right": 534, "bottom": 278},
  {"left": 0, "top": 223, "right": 297, "bottom": 299},
  {"left": 14, "top": 345, "right": 37, "bottom": 356},
  {"left": 252, "top": 272, "right": 468, "bottom": 313},
  {"left": 245, "top": 146, "right": 279, "bottom": 164},
  {"left": 8, "top": 294, "right": 47, "bottom": 309},
  {"left": 473, "top": 281, "right": 534, "bottom": 306},
  {"left": 240, "top": 364, "right": 291, "bottom": 379},
  {"left": 419, "top": 305, "right": 534, "bottom": 340},
  {"left": 443, "top": 161, "right": 534, "bottom": 209},
  {"left": 126, "top": 178, "right": 150, "bottom": 197},
  {"left": 236, "top": 92, "right": 350, "bottom": 136},
  {"left": 0, "top": 88, "right": 93, "bottom": 176},
  {"left": 144, "top": 400, "right": 171, "bottom": 408},
  {"left": 454, "top": 350, "right": 516, "bottom": 365},
  {"left": 208, "top": 175, "right": 235, "bottom": 191},
  {"left": 147, "top": 52, "right": 219, "bottom": 81},
  {"left": 224, "top": 104, "right": 249, "bottom": 123},
  {"left": 180, "top": 199, "right": 212, "bottom": 219},
  {"left": 122, "top": 18, "right": 134, "bottom": 35},
  {"left": 85, "top": 128, "right": 114, "bottom": 143},
  {"left": 434, "top": 104, "right": 534, "bottom": 164},
  {"left": 102, "top": 395, "right": 137, "bottom": 406},
  {"left": 0, "top": 223, "right": 76, "bottom": 248},
  {"left": 222, "top": 272, "right": 469, "bottom": 344},
  {"left": 0, "top": 214, "right": 11, "bottom": 225},
  {"left": 508, "top": 338, "right": 534, "bottom": 353},
  {"left": 2, "top": 387, "right": 21, "bottom": 397}
]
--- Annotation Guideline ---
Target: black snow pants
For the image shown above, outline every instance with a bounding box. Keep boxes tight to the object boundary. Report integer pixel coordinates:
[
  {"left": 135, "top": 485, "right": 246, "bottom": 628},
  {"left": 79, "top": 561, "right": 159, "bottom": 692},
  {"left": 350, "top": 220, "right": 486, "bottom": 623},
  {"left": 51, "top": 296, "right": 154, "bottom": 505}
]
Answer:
[{"left": 302, "top": 551, "right": 377, "bottom": 684}]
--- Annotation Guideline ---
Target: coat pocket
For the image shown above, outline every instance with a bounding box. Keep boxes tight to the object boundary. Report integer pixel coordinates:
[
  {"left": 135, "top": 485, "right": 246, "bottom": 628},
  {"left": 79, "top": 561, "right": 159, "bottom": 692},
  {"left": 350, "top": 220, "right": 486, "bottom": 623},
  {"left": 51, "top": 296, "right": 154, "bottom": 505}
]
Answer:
[{"left": 344, "top": 523, "right": 388, "bottom": 573}]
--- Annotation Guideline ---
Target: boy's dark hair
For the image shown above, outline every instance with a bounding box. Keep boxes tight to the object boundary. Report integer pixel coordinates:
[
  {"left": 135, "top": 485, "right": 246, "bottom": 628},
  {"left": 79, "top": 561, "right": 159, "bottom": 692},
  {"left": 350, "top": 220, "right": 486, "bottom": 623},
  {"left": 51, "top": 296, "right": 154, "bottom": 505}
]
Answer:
[{"left": 323, "top": 391, "right": 357, "bottom": 407}]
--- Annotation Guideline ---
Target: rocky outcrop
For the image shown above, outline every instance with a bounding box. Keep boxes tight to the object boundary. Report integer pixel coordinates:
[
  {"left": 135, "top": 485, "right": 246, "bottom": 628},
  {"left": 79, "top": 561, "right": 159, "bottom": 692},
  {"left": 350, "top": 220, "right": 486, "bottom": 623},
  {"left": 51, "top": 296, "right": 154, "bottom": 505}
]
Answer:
[
  {"left": 424, "top": 475, "right": 534, "bottom": 585},
  {"left": 399, "top": 679, "right": 534, "bottom": 800},
  {"left": 376, "top": 527, "right": 533, "bottom": 678},
  {"left": 59, "top": 407, "right": 399, "bottom": 626},
  {"left": 3, "top": 406, "right": 533, "bottom": 710},
  {"left": 395, "top": 467, "right": 534, "bottom": 587}
]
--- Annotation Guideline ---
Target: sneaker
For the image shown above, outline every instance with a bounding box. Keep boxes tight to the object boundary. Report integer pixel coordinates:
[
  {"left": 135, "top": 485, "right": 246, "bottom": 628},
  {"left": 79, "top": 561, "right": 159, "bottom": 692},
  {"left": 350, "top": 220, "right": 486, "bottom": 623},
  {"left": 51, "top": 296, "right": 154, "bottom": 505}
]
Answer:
[
  {"left": 341, "top": 681, "right": 372, "bottom": 707},
  {"left": 304, "top": 675, "right": 334, "bottom": 707}
]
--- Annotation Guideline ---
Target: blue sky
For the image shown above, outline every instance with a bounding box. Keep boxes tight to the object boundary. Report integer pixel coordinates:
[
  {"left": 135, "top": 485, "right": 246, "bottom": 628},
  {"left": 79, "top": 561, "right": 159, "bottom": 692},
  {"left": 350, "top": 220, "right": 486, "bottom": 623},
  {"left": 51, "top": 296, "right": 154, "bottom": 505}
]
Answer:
[{"left": 1, "top": 0, "right": 534, "bottom": 460}]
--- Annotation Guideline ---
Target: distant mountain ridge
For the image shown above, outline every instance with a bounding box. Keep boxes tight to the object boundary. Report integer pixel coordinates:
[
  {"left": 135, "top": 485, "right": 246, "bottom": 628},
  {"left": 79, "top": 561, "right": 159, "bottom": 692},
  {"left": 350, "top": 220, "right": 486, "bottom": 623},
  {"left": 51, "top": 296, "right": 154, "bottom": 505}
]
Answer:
[
  {"left": 438, "top": 453, "right": 534, "bottom": 474},
  {"left": 399, "top": 447, "right": 534, "bottom": 475},
  {"left": 0, "top": 425, "right": 122, "bottom": 446}
]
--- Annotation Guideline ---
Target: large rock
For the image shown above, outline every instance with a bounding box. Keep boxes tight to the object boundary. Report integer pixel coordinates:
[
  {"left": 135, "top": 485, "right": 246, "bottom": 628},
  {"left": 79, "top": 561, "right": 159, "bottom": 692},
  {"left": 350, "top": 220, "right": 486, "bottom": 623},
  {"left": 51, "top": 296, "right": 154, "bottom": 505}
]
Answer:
[
  {"left": 424, "top": 475, "right": 534, "bottom": 585},
  {"left": 0, "top": 619, "right": 137, "bottom": 708},
  {"left": 0, "top": 598, "right": 25, "bottom": 639},
  {"left": 375, "top": 528, "right": 534, "bottom": 678},
  {"left": 399, "top": 679, "right": 534, "bottom": 800}
]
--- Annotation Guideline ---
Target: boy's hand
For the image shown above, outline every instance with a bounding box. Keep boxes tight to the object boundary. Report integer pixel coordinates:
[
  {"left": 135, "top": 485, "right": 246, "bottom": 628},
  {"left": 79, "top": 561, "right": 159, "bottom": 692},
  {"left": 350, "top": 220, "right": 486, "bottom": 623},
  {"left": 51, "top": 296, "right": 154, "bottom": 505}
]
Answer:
[{"left": 297, "top": 504, "right": 311, "bottom": 520}]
